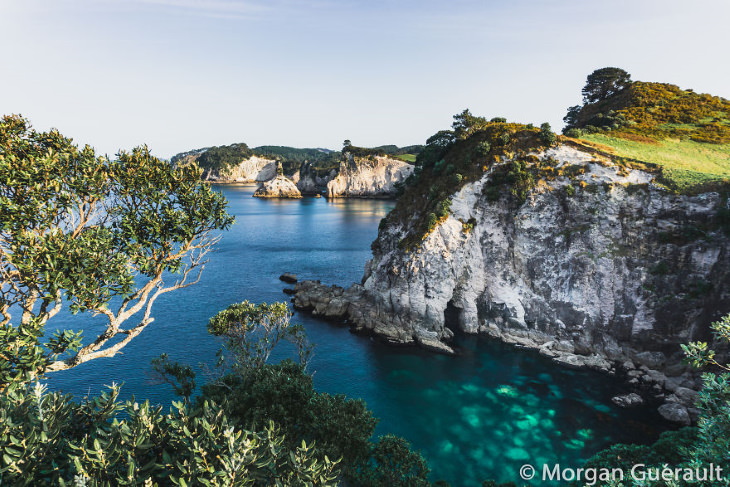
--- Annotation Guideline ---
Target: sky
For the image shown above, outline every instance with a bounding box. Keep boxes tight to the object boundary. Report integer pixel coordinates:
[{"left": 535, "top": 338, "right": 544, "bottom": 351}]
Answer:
[{"left": 1, "top": 0, "right": 729, "bottom": 159}]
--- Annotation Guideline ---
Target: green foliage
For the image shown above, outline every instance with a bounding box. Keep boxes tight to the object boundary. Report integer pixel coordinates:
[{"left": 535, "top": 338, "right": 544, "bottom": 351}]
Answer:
[
  {"left": 343, "top": 145, "right": 387, "bottom": 158},
  {"left": 350, "top": 434, "right": 431, "bottom": 487},
  {"left": 251, "top": 146, "right": 341, "bottom": 176},
  {"left": 150, "top": 353, "right": 196, "bottom": 400},
  {"left": 0, "top": 383, "right": 340, "bottom": 486},
  {"left": 201, "top": 361, "right": 377, "bottom": 480},
  {"left": 0, "top": 115, "right": 233, "bottom": 387},
  {"left": 483, "top": 160, "right": 537, "bottom": 204},
  {"left": 475, "top": 141, "right": 492, "bottom": 157},
  {"left": 563, "top": 69, "right": 730, "bottom": 193},
  {"left": 393, "top": 115, "right": 542, "bottom": 251},
  {"left": 581, "top": 67, "right": 632, "bottom": 104},
  {"left": 452, "top": 109, "right": 489, "bottom": 140},
  {"left": 682, "top": 314, "right": 730, "bottom": 371},
  {"left": 196, "top": 143, "right": 252, "bottom": 172},
  {"left": 581, "top": 428, "right": 698, "bottom": 485},
  {"left": 564, "top": 183, "right": 576, "bottom": 196},
  {"left": 207, "top": 301, "right": 312, "bottom": 371},
  {"left": 585, "top": 313, "right": 730, "bottom": 486},
  {"left": 539, "top": 122, "right": 557, "bottom": 146}
]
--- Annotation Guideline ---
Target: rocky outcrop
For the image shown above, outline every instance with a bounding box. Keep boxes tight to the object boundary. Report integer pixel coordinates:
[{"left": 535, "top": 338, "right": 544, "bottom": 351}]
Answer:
[
  {"left": 293, "top": 143, "right": 730, "bottom": 422},
  {"left": 253, "top": 175, "right": 302, "bottom": 198},
  {"left": 295, "top": 162, "right": 337, "bottom": 195},
  {"left": 293, "top": 280, "right": 454, "bottom": 354},
  {"left": 203, "top": 156, "right": 278, "bottom": 183},
  {"left": 326, "top": 154, "right": 414, "bottom": 198}
]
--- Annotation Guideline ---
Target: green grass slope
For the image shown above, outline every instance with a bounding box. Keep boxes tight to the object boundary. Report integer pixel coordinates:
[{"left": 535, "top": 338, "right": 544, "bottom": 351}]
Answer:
[{"left": 566, "top": 80, "right": 730, "bottom": 192}]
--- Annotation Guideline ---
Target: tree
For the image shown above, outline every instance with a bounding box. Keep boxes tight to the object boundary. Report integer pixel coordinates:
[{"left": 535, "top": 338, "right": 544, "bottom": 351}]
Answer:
[
  {"left": 562, "top": 104, "right": 582, "bottom": 130},
  {"left": 452, "top": 109, "right": 489, "bottom": 140},
  {"left": 0, "top": 115, "right": 234, "bottom": 388},
  {"left": 343, "top": 139, "right": 352, "bottom": 149},
  {"left": 581, "top": 67, "right": 632, "bottom": 104},
  {"left": 350, "top": 434, "right": 431, "bottom": 487},
  {"left": 207, "top": 301, "right": 313, "bottom": 371},
  {"left": 539, "top": 122, "right": 557, "bottom": 146},
  {"left": 202, "top": 302, "right": 377, "bottom": 479}
]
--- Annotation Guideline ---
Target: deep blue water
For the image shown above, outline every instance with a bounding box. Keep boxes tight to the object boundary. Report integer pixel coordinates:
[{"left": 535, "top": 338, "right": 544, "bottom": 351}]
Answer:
[{"left": 46, "top": 184, "right": 666, "bottom": 486}]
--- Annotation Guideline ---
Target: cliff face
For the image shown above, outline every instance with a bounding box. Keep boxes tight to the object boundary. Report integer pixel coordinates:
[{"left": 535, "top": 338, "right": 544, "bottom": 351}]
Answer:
[
  {"left": 202, "top": 156, "right": 277, "bottom": 182},
  {"left": 326, "top": 154, "right": 414, "bottom": 198},
  {"left": 293, "top": 143, "right": 730, "bottom": 421},
  {"left": 295, "top": 162, "right": 338, "bottom": 194},
  {"left": 359, "top": 145, "right": 730, "bottom": 359}
]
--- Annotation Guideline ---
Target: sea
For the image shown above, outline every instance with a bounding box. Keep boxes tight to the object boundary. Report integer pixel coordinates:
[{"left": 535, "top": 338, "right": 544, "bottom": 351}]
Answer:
[{"left": 46, "top": 183, "right": 668, "bottom": 485}]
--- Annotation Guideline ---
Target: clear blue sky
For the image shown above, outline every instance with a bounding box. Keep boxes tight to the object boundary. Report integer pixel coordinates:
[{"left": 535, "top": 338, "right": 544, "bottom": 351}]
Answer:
[{"left": 2, "top": 0, "right": 729, "bottom": 159}]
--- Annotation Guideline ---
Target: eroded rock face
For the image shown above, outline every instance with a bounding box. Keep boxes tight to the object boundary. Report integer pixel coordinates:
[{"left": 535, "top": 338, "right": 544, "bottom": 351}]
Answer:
[
  {"left": 202, "top": 156, "right": 278, "bottom": 183},
  {"left": 293, "top": 143, "right": 730, "bottom": 422},
  {"left": 326, "top": 154, "right": 414, "bottom": 198},
  {"left": 253, "top": 175, "right": 302, "bottom": 198},
  {"left": 358, "top": 146, "right": 729, "bottom": 365},
  {"left": 296, "top": 162, "right": 337, "bottom": 195}
]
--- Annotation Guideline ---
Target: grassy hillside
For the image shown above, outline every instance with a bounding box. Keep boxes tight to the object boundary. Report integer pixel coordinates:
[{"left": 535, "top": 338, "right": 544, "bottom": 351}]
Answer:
[
  {"left": 578, "top": 134, "right": 730, "bottom": 192},
  {"left": 565, "top": 78, "right": 730, "bottom": 192}
]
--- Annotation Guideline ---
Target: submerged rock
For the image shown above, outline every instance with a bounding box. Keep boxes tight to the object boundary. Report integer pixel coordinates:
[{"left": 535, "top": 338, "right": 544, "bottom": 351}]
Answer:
[
  {"left": 279, "top": 273, "right": 298, "bottom": 283},
  {"left": 611, "top": 393, "right": 644, "bottom": 408}
]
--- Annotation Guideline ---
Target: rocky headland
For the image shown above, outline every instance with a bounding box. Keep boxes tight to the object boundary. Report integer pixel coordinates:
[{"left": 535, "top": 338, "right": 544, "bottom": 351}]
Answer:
[{"left": 292, "top": 130, "right": 730, "bottom": 424}]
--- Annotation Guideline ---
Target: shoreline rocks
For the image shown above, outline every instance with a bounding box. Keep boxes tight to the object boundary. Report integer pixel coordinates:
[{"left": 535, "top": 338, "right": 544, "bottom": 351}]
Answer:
[
  {"left": 292, "top": 280, "right": 456, "bottom": 354},
  {"left": 279, "top": 273, "right": 298, "bottom": 283},
  {"left": 292, "top": 278, "right": 704, "bottom": 423}
]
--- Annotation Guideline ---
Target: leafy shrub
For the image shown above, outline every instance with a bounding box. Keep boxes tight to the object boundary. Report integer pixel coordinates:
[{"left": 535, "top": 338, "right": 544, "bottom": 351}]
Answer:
[
  {"left": 349, "top": 435, "right": 430, "bottom": 487},
  {"left": 475, "top": 141, "right": 492, "bottom": 157},
  {"left": 539, "top": 122, "right": 557, "bottom": 146},
  {"left": 0, "top": 383, "right": 340, "bottom": 486},
  {"left": 564, "top": 128, "right": 583, "bottom": 137}
]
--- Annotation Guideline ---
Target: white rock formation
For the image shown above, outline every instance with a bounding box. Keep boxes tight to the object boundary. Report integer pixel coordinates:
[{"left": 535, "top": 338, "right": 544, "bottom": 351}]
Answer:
[
  {"left": 202, "top": 156, "right": 278, "bottom": 183},
  {"left": 326, "top": 154, "right": 414, "bottom": 198},
  {"left": 253, "top": 175, "right": 302, "bottom": 198},
  {"left": 294, "top": 143, "right": 730, "bottom": 421}
]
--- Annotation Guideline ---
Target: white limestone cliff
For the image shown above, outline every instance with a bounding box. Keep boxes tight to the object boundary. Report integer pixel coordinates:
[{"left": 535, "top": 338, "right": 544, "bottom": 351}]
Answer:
[
  {"left": 294, "top": 143, "right": 730, "bottom": 422},
  {"left": 202, "top": 156, "right": 278, "bottom": 183},
  {"left": 326, "top": 154, "right": 414, "bottom": 198}
]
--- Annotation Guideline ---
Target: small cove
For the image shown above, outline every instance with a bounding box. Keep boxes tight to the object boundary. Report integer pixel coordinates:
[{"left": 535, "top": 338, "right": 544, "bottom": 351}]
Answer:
[{"left": 46, "top": 183, "right": 669, "bottom": 485}]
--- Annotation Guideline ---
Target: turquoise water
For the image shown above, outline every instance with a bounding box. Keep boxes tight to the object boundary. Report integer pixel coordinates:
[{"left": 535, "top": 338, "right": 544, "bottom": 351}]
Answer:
[{"left": 46, "top": 184, "right": 667, "bottom": 485}]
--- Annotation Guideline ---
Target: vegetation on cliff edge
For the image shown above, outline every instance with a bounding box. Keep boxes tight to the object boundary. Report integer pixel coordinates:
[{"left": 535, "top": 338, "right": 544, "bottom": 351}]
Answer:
[
  {"left": 564, "top": 68, "right": 730, "bottom": 192},
  {"left": 374, "top": 110, "right": 557, "bottom": 252}
]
